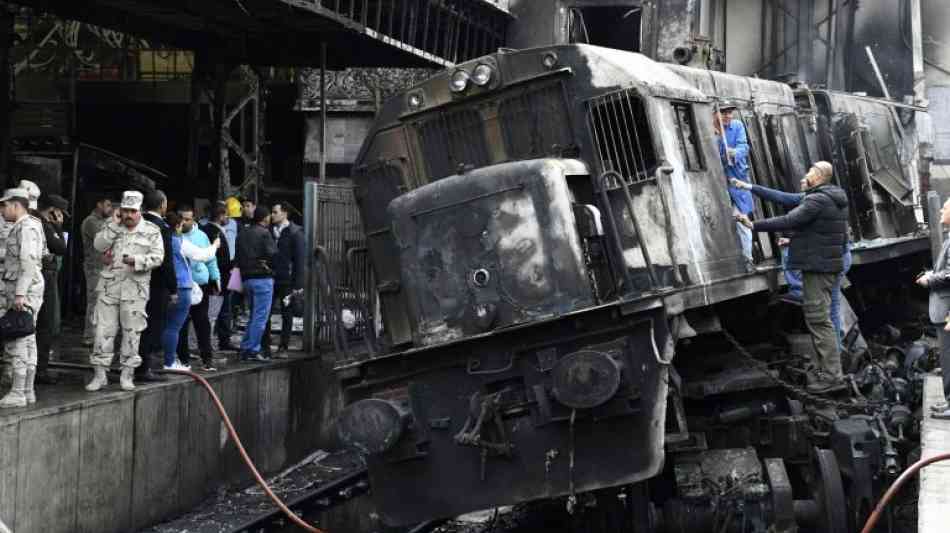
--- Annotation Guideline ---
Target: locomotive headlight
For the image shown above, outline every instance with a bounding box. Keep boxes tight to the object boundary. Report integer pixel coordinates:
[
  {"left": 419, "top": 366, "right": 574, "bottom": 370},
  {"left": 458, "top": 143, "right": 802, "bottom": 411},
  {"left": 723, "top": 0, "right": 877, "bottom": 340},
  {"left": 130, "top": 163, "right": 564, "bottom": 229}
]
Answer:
[
  {"left": 471, "top": 64, "right": 494, "bottom": 86},
  {"left": 551, "top": 350, "right": 622, "bottom": 409},
  {"left": 449, "top": 69, "right": 470, "bottom": 93},
  {"left": 338, "top": 399, "right": 409, "bottom": 454},
  {"left": 407, "top": 91, "right": 424, "bottom": 109}
]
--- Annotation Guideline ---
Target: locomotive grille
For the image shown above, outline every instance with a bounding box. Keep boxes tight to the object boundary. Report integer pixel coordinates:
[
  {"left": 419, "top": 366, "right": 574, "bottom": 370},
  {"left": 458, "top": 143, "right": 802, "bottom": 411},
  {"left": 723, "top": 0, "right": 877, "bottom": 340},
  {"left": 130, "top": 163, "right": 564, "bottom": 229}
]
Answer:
[
  {"left": 498, "top": 82, "right": 572, "bottom": 159},
  {"left": 586, "top": 89, "right": 658, "bottom": 186},
  {"left": 415, "top": 108, "right": 490, "bottom": 180}
]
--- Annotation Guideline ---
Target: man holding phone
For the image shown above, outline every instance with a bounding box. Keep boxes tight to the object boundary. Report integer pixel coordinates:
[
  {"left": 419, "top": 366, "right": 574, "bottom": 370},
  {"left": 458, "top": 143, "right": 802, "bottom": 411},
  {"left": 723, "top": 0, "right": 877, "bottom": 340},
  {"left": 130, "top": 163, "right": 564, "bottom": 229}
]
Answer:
[{"left": 87, "top": 191, "right": 164, "bottom": 392}]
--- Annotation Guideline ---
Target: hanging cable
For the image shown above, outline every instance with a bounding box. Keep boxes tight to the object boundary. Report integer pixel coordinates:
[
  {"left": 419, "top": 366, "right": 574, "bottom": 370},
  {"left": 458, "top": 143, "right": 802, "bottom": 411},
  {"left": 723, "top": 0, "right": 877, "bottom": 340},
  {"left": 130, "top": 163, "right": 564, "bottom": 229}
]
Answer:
[
  {"left": 860, "top": 450, "right": 950, "bottom": 533},
  {"left": 159, "top": 368, "right": 326, "bottom": 533}
]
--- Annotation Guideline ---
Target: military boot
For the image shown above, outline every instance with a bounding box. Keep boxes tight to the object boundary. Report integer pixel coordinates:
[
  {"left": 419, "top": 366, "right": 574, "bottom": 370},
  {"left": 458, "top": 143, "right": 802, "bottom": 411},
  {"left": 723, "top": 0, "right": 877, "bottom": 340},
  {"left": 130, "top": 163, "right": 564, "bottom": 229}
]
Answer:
[
  {"left": 0, "top": 368, "right": 27, "bottom": 408},
  {"left": 119, "top": 367, "right": 135, "bottom": 391},
  {"left": 24, "top": 366, "right": 36, "bottom": 404},
  {"left": 85, "top": 366, "right": 108, "bottom": 392}
]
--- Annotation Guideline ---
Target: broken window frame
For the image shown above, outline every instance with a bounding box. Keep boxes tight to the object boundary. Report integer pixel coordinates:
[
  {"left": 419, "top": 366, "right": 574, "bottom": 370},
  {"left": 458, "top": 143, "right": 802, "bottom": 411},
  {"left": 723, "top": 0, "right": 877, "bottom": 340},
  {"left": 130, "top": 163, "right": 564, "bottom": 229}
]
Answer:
[
  {"left": 585, "top": 88, "right": 659, "bottom": 187},
  {"left": 670, "top": 101, "right": 705, "bottom": 171}
]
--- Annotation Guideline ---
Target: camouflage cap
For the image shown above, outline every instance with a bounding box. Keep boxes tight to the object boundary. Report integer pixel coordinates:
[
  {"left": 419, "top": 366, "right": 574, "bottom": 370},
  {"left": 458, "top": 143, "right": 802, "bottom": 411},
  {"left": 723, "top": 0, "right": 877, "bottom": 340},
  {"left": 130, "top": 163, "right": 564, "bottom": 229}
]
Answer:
[
  {"left": 0, "top": 188, "right": 30, "bottom": 203},
  {"left": 17, "top": 180, "right": 40, "bottom": 210},
  {"left": 120, "top": 190, "right": 143, "bottom": 211}
]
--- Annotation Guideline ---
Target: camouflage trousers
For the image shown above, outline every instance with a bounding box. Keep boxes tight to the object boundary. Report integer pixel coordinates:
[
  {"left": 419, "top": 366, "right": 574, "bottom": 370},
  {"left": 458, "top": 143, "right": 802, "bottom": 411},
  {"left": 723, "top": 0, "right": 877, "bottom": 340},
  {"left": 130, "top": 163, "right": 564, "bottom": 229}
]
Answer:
[
  {"left": 91, "top": 292, "right": 147, "bottom": 369},
  {"left": 83, "top": 264, "right": 100, "bottom": 343}
]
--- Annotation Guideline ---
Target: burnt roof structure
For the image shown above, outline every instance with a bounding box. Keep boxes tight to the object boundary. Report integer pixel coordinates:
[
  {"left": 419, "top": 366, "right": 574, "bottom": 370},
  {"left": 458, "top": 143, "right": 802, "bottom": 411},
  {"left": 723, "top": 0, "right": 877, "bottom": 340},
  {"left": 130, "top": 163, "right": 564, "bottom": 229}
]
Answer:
[{"left": 17, "top": 0, "right": 512, "bottom": 67}]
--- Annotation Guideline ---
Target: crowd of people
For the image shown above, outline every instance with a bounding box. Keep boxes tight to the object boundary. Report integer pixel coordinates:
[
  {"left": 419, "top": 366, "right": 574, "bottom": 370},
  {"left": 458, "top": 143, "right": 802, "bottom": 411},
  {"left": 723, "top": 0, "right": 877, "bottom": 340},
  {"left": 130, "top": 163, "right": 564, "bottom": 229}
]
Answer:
[{"left": 0, "top": 184, "right": 306, "bottom": 407}]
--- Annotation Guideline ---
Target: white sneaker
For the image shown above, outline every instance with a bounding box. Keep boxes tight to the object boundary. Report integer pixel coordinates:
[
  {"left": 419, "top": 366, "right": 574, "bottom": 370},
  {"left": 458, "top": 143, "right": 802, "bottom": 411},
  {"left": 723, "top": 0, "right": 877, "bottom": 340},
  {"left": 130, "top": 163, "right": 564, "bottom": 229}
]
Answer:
[{"left": 163, "top": 360, "right": 191, "bottom": 371}]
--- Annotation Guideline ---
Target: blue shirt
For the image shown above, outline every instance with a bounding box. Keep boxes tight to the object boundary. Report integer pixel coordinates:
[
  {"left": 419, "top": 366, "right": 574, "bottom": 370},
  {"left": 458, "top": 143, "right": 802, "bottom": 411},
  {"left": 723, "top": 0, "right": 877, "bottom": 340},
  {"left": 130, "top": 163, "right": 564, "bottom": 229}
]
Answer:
[
  {"left": 718, "top": 119, "right": 754, "bottom": 214},
  {"left": 223, "top": 218, "right": 238, "bottom": 261}
]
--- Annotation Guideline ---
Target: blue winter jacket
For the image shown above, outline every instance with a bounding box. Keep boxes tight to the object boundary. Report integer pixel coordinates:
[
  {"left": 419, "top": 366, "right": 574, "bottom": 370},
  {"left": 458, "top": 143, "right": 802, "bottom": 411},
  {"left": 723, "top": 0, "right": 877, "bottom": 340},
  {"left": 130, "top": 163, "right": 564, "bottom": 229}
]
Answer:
[{"left": 182, "top": 226, "right": 220, "bottom": 286}]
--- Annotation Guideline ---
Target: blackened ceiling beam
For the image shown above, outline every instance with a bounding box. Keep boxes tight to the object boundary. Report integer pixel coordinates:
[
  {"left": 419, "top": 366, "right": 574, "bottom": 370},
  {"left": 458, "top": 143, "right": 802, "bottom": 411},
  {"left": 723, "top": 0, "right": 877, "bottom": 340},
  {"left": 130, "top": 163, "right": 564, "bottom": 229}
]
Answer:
[{"left": 11, "top": 0, "right": 474, "bottom": 67}]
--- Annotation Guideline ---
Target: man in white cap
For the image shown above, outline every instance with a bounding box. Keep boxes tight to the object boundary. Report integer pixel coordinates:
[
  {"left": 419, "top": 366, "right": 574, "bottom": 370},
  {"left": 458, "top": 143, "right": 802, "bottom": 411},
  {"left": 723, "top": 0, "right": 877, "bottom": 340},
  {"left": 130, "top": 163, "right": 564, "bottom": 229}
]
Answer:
[
  {"left": 0, "top": 188, "right": 46, "bottom": 408},
  {"left": 88, "top": 190, "right": 164, "bottom": 392}
]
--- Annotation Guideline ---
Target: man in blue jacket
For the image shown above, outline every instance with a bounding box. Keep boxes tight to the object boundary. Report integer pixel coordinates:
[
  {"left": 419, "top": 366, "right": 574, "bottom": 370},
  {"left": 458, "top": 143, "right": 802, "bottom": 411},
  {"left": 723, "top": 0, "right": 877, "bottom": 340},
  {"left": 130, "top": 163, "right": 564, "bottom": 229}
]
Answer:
[
  {"left": 714, "top": 102, "right": 754, "bottom": 265},
  {"left": 263, "top": 202, "right": 306, "bottom": 357},
  {"left": 176, "top": 205, "right": 221, "bottom": 371}
]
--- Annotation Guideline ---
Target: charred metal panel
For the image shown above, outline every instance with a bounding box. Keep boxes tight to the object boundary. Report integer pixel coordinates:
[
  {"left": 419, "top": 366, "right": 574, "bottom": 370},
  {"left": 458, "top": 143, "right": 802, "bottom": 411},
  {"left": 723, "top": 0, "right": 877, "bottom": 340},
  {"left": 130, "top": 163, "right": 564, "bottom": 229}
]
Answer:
[
  {"left": 338, "top": 302, "right": 670, "bottom": 526},
  {"left": 929, "top": 86, "right": 950, "bottom": 164},
  {"left": 642, "top": 0, "right": 699, "bottom": 65},
  {"left": 848, "top": 0, "right": 913, "bottom": 97},
  {"left": 497, "top": 82, "right": 574, "bottom": 161},
  {"left": 414, "top": 108, "right": 490, "bottom": 180},
  {"left": 389, "top": 159, "right": 594, "bottom": 346},
  {"left": 353, "top": 127, "right": 420, "bottom": 347},
  {"left": 815, "top": 90, "right": 918, "bottom": 240}
]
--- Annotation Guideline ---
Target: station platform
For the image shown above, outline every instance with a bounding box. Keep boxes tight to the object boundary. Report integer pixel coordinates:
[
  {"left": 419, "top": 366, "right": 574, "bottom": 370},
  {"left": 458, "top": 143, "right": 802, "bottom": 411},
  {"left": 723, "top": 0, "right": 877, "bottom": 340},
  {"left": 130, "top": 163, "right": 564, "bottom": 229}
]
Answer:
[
  {"left": 919, "top": 375, "right": 950, "bottom": 532},
  {"left": 0, "top": 324, "right": 342, "bottom": 533}
]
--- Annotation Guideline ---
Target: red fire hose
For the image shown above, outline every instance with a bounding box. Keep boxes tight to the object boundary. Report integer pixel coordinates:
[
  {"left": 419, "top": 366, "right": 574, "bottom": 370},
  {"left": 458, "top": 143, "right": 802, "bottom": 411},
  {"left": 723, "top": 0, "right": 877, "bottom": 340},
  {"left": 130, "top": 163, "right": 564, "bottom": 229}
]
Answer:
[
  {"left": 861, "top": 450, "right": 950, "bottom": 533},
  {"left": 160, "top": 369, "right": 326, "bottom": 533}
]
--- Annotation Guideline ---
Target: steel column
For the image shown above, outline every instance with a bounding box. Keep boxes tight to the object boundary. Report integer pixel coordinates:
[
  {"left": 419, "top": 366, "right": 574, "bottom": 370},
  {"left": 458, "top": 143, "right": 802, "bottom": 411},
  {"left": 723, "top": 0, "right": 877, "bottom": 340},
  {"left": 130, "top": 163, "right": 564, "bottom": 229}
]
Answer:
[{"left": 304, "top": 42, "right": 328, "bottom": 353}]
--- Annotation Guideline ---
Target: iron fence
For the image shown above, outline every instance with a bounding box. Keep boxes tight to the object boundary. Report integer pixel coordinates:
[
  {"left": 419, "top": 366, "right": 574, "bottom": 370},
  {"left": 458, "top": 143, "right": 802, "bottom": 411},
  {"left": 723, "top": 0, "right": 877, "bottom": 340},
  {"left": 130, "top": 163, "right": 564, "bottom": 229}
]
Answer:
[{"left": 311, "top": 182, "right": 376, "bottom": 357}]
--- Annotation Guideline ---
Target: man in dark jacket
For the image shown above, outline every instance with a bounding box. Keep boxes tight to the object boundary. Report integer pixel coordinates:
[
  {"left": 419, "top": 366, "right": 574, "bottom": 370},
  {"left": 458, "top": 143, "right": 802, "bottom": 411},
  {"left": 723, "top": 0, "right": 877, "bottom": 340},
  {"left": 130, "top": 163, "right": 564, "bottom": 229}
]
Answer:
[
  {"left": 137, "top": 190, "right": 177, "bottom": 382},
  {"left": 738, "top": 161, "right": 849, "bottom": 392},
  {"left": 235, "top": 206, "right": 276, "bottom": 362},
  {"left": 35, "top": 194, "right": 69, "bottom": 384},
  {"left": 201, "top": 203, "right": 237, "bottom": 351},
  {"left": 263, "top": 202, "right": 305, "bottom": 356}
]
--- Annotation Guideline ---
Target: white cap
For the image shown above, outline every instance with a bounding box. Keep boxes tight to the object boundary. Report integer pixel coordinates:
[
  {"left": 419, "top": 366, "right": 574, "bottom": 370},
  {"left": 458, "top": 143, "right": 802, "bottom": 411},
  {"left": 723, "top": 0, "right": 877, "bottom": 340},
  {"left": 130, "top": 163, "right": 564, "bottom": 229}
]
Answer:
[
  {"left": 120, "top": 191, "right": 143, "bottom": 211},
  {"left": 17, "top": 180, "right": 39, "bottom": 210},
  {"left": 0, "top": 188, "right": 30, "bottom": 203}
]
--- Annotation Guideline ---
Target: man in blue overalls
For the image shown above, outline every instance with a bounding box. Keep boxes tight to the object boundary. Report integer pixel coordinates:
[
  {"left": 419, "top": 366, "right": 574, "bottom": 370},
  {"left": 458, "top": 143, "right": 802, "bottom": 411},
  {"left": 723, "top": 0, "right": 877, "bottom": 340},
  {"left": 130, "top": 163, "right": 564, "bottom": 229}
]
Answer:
[{"left": 714, "top": 102, "right": 754, "bottom": 266}]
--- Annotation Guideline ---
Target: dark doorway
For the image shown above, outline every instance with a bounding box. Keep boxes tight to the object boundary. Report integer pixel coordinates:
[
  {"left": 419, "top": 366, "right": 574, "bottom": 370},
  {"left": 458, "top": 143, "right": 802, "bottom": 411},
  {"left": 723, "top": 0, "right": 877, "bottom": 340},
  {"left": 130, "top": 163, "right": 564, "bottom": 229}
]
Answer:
[{"left": 569, "top": 6, "right": 642, "bottom": 52}]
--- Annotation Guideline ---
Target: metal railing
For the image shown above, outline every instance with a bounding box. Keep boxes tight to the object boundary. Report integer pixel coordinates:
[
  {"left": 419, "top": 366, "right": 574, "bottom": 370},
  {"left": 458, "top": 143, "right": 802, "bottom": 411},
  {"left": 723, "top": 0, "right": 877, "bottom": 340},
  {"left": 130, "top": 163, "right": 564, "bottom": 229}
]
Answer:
[
  {"left": 306, "top": 182, "right": 377, "bottom": 359},
  {"left": 314, "top": 0, "right": 510, "bottom": 64}
]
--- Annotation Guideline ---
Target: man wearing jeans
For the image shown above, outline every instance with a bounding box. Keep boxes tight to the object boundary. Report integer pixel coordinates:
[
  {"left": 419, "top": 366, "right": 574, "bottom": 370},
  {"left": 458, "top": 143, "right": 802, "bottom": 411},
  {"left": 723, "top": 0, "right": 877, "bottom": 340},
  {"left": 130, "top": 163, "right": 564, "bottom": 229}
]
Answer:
[
  {"left": 732, "top": 177, "right": 853, "bottom": 349},
  {"left": 235, "top": 206, "right": 276, "bottom": 362},
  {"left": 737, "top": 162, "right": 849, "bottom": 393}
]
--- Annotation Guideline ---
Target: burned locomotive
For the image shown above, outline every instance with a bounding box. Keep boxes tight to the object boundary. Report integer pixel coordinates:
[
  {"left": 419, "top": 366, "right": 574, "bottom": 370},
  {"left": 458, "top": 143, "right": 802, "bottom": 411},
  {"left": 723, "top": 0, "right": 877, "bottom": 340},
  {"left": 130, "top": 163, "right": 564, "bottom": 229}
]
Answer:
[{"left": 334, "top": 44, "right": 929, "bottom": 531}]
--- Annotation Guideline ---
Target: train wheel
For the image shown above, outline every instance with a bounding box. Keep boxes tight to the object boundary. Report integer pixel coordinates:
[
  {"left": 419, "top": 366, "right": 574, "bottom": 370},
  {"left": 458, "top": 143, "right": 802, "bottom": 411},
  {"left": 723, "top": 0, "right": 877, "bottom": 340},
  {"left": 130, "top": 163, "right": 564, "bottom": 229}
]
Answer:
[{"left": 813, "top": 448, "right": 848, "bottom": 533}]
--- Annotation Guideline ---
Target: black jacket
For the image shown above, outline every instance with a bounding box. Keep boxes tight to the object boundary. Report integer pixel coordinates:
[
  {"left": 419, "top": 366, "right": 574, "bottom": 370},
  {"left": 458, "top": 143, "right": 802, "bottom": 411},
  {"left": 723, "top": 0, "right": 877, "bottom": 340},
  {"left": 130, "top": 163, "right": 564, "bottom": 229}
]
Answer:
[
  {"left": 236, "top": 223, "right": 276, "bottom": 279},
  {"left": 38, "top": 216, "right": 67, "bottom": 271},
  {"left": 753, "top": 184, "right": 849, "bottom": 273},
  {"left": 143, "top": 211, "right": 178, "bottom": 295},
  {"left": 201, "top": 222, "right": 232, "bottom": 287},
  {"left": 271, "top": 222, "right": 306, "bottom": 289}
]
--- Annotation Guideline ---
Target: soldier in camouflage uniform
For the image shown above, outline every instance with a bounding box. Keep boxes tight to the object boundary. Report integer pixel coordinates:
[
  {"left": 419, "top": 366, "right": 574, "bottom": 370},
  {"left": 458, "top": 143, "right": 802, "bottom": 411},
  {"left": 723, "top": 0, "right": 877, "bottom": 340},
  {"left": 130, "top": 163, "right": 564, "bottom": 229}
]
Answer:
[
  {"left": 87, "top": 191, "right": 164, "bottom": 392},
  {"left": 0, "top": 215, "right": 11, "bottom": 391},
  {"left": 0, "top": 188, "right": 46, "bottom": 408}
]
